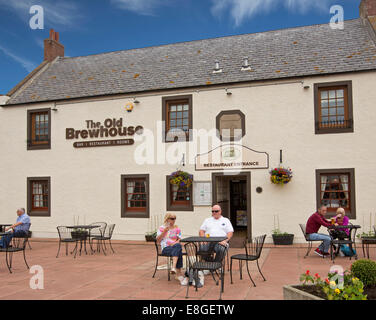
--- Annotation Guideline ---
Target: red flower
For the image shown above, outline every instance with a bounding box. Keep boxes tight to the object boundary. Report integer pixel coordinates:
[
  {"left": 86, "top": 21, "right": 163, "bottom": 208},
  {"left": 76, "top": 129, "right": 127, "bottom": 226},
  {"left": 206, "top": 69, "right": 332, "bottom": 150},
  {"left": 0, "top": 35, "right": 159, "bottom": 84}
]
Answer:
[
  {"left": 306, "top": 270, "right": 310, "bottom": 275},
  {"left": 315, "top": 273, "right": 320, "bottom": 278},
  {"left": 325, "top": 278, "right": 330, "bottom": 284}
]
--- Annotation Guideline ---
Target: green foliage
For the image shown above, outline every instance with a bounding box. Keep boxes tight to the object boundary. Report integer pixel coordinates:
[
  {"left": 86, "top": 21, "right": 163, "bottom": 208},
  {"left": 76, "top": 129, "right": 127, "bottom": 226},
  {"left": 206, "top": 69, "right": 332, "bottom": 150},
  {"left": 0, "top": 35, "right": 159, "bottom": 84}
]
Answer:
[
  {"left": 356, "top": 231, "right": 376, "bottom": 239},
  {"left": 272, "top": 229, "right": 290, "bottom": 236},
  {"left": 351, "top": 259, "right": 376, "bottom": 287},
  {"left": 145, "top": 230, "right": 157, "bottom": 238},
  {"left": 299, "top": 270, "right": 367, "bottom": 300}
]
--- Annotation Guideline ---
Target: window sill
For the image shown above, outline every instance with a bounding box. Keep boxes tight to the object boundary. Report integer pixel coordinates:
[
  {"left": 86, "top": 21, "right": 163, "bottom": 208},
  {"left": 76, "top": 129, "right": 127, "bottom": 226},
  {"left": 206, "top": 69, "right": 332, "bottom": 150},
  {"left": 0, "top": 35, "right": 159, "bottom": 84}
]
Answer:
[
  {"left": 29, "top": 210, "right": 50, "bottom": 217},
  {"left": 315, "top": 127, "right": 354, "bottom": 135},
  {"left": 122, "top": 211, "right": 149, "bottom": 218},
  {"left": 166, "top": 205, "right": 194, "bottom": 212},
  {"left": 27, "top": 144, "right": 51, "bottom": 150}
]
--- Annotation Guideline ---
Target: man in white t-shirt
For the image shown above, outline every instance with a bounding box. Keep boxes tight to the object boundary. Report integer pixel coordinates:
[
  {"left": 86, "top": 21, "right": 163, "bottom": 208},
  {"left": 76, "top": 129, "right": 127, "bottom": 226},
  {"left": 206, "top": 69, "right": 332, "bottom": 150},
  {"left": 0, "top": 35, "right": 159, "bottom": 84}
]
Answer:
[{"left": 199, "top": 204, "right": 234, "bottom": 260}]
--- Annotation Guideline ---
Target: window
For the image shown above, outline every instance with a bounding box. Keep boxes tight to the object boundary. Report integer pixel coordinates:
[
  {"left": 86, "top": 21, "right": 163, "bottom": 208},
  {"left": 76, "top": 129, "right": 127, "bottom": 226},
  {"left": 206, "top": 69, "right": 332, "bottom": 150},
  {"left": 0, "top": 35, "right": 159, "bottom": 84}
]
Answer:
[
  {"left": 27, "top": 177, "right": 50, "bottom": 217},
  {"left": 162, "top": 95, "right": 192, "bottom": 142},
  {"left": 166, "top": 176, "right": 193, "bottom": 211},
  {"left": 315, "top": 169, "right": 356, "bottom": 219},
  {"left": 27, "top": 108, "right": 51, "bottom": 150},
  {"left": 216, "top": 110, "right": 245, "bottom": 141},
  {"left": 121, "top": 174, "right": 149, "bottom": 218},
  {"left": 314, "top": 81, "right": 353, "bottom": 134}
]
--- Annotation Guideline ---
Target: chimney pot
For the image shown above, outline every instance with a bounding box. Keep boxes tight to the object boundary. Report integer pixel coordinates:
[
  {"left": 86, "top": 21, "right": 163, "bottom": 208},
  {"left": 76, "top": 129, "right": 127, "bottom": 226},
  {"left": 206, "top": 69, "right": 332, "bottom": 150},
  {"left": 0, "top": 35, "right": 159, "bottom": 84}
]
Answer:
[{"left": 44, "top": 29, "right": 64, "bottom": 62}]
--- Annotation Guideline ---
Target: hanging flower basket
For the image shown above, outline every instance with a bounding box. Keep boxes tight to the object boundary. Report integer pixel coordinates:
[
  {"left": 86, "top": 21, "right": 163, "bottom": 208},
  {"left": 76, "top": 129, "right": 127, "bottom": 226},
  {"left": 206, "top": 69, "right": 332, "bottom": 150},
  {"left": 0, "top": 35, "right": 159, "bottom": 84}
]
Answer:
[
  {"left": 270, "top": 167, "right": 293, "bottom": 185},
  {"left": 170, "top": 170, "right": 193, "bottom": 188}
]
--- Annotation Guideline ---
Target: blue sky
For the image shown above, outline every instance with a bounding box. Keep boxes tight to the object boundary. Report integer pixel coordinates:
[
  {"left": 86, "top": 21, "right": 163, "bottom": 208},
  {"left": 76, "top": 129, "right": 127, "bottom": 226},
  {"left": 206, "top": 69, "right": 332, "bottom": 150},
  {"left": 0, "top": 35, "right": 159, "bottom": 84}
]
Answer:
[{"left": 0, "top": 0, "right": 360, "bottom": 94}]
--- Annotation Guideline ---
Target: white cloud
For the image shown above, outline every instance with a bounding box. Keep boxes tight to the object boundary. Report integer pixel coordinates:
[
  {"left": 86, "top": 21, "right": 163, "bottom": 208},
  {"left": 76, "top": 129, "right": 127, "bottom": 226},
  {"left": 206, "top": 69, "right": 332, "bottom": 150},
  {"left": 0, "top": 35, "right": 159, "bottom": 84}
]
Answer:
[
  {"left": 0, "top": 0, "right": 81, "bottom": 28},
  {"left": 0, "top": 44, "right": 36, "bottom": 72},
  {"left": 211, "top": 0, "right": 333, "bottom": 26},
  {"left": 111, "top": 0, "right": 166, "bottom": 16}
]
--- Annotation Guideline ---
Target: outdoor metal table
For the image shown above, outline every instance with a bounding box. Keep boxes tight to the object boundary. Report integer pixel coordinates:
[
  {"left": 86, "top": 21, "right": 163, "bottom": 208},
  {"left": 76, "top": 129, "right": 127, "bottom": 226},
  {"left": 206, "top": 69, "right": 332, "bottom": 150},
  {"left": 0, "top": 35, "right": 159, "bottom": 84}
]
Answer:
[
  {"left": 361, "top": 237, "right": 376, "bottom": 259},
  {"left": 66, "top": 225, "right": 100, "bottom": 257},
  {"left": 327, "top": 225, "right": 361, "bottom": 260},
  {"left": 180, "top": 236, "right": 227, "bottom": 243}
]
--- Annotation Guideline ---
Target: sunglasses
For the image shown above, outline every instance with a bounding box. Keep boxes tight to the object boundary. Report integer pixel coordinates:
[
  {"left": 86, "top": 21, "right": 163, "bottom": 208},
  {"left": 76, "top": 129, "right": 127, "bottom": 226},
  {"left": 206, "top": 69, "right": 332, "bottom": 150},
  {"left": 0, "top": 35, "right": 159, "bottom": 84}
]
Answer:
[
  {"left": 169, "top": 217, "right": 176, "bottom": 220},
  {"left": 212, "top": 210, "right": 220, "bottom": 213}
]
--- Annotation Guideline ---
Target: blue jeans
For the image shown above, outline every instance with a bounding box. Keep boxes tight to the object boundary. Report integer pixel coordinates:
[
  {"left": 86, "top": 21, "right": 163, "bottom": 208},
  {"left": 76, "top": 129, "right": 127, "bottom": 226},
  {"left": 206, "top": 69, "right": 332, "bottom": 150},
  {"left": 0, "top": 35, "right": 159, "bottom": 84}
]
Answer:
[
  {"left": 162, "top": 243, "right": 183, "bottom": 269},
  {"left": 0, "top": 230, "right": 27, "bottom": 248},
  {"left": 307, "top": 233, "right": 331, "bottom": 253},
  {"left": 199, "top": 242, "right": 228, "bottom": 262}
]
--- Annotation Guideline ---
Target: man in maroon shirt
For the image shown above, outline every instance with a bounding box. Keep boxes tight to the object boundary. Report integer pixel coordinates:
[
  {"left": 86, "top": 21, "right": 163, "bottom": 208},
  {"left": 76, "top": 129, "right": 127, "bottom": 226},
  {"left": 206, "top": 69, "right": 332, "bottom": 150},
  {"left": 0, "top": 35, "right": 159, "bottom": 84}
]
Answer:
[{"left": 306, "top": 206, "right": 337, "bottom": 257}]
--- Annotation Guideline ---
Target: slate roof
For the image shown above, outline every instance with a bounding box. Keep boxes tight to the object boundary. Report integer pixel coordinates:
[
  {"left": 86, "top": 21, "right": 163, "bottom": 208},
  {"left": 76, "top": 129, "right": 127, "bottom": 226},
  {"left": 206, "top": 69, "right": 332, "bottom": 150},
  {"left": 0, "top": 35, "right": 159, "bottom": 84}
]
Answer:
[{"left": 5, "top": 18, "right": 376, "bottom": 105}]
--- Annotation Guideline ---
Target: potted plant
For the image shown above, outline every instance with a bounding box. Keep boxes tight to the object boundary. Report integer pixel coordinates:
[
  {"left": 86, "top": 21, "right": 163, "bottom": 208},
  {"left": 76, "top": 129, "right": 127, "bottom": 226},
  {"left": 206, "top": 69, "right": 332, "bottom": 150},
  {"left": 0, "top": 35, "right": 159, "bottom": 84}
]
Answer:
[
  {"left": 272, "top": 214, "right": 294, "bottom": 245},
  {"left": 145, "top": 230, "right": 157, "bottom": 242},
  {"left": 170, "top": 170, "right": 193, "bottom": 188},
  {"left": 284, "top": 266, "right": 373, "bottom": 300},
  {"left": 272, "top": 229, "right": 294, "bottom": 245},
  {"left": 269, "top": 166, "right": 293, "bottom": 185}
]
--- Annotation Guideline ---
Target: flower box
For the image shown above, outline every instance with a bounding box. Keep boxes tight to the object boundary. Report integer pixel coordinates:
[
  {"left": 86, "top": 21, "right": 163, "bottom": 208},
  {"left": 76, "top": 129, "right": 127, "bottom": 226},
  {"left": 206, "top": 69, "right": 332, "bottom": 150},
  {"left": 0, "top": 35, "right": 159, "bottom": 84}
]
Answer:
[{"left": 283, "top": 285, "right": 324, "bottom": 300}]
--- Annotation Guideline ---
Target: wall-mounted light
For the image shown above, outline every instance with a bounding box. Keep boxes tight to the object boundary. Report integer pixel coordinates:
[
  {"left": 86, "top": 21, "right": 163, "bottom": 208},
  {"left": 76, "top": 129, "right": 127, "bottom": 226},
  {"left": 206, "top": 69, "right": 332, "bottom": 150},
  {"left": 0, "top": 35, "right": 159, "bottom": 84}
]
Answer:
[
  {"left": 133, "top": 97, "right": 140, "bottom": 104},
  {"left": 52, "top": 103, "right": 58, "bottom": 111},
  {"left": 304, "top": 85, "right": 310, "bottom": 90}
]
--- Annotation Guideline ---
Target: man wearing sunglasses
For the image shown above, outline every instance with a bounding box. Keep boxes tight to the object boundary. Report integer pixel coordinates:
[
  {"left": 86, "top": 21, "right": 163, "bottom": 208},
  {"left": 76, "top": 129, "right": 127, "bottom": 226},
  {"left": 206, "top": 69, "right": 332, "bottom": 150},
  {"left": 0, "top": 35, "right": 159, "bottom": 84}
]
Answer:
[{"left": 199, "top": 204, "right": 234, "bottom": 258}]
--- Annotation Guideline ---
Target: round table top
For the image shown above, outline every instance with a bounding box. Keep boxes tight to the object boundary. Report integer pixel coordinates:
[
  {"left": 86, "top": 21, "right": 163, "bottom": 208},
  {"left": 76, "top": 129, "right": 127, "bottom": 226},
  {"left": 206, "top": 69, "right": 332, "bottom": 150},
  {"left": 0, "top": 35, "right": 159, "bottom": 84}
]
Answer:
[
  {"left": 66, "top": 225, "right": 101, "bottom": 229},
  {"left": 180, "top": 236, "right": 227, "bottom": 243}
]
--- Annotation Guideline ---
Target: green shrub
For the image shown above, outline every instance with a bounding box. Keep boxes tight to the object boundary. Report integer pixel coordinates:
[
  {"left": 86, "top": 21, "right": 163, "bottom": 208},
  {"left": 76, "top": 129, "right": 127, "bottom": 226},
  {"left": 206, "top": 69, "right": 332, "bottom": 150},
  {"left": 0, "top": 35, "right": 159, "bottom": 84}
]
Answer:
[{"left": 351, "top": 259, "right": 376, "bottom": 287}]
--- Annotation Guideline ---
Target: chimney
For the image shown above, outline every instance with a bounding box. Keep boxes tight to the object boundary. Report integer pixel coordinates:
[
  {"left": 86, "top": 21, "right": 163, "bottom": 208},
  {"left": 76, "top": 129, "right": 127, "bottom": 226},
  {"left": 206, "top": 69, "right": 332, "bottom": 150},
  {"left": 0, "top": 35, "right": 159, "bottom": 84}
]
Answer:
[
  {"left": 44, "top": 29, "right": 64, "bottom": 62},
  {"left": 360, "top": 0, "right": 376, "bottom": 31}
]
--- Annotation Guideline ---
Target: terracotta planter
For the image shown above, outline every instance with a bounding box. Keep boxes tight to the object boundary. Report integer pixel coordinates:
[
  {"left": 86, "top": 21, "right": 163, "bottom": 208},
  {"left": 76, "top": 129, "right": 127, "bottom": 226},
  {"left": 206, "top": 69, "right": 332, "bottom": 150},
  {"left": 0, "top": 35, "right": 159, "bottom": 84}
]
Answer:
[{"left": 272, "top": 234, "right": 294, "bottom": 245}]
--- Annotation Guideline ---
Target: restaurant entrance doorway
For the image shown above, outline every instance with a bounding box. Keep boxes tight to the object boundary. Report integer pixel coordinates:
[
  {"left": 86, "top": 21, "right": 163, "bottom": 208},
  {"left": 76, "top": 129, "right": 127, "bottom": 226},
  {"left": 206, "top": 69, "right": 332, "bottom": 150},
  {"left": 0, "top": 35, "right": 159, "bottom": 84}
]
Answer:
[{"left": 212, "top": 172, "right": 251, "bottom": 247}]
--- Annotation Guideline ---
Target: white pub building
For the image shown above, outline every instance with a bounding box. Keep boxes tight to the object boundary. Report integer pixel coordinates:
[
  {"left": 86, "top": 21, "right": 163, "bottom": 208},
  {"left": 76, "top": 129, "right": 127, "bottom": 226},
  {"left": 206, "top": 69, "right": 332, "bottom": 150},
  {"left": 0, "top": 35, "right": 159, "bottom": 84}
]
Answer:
[{"left": 1, "top": 0, "right": 376, "bottom": 243}]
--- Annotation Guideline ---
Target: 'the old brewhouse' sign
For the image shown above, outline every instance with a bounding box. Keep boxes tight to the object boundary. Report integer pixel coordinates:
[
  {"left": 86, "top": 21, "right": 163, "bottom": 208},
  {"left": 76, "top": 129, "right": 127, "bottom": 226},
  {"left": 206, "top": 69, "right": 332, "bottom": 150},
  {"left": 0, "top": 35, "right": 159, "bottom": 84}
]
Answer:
[{"left": 66, "top": 118, "right": 143, "bottom": 148}]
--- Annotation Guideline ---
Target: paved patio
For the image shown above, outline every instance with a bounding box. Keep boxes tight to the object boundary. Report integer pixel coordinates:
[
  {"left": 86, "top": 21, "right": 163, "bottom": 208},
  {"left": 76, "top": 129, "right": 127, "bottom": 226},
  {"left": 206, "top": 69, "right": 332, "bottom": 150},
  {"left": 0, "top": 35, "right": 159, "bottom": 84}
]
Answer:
[{"left": 0, "top": 239, "right": 373, "bottom": 300}]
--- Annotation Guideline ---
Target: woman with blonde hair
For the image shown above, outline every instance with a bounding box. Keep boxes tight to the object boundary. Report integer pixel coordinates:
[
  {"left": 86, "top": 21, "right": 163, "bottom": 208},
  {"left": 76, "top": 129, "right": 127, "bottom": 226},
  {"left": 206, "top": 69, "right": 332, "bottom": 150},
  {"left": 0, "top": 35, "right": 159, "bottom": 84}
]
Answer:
[
  {"left": 335, "top": 207, "right": 350, "bottom": 237},
  {"left": 156, "top": 213, "right": 184, "bottom": 281}
]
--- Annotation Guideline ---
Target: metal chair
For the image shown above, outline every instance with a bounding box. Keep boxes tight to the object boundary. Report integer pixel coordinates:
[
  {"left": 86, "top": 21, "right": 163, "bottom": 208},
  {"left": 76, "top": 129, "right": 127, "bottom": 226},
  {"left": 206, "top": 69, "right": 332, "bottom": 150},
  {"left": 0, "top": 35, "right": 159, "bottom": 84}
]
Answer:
[
  {"left": 299, "top": 223, "right": 324, "bottom": 258},
  {"left": 16, "top": 224, "right": 32, "bottom": 250},
  {"left": 184, "top": 242, "right": 227, "bottom": 300},
  {"left": 329, "top": 224, "right": 359, "bottom": 262},
  {"left": 92, "top": 224, "right": 115, "bottom": 255},
  {"left": 88, "top": 222, "right": 107, "bottom": 252},
  {"left": 0, "top": 236, "right": 29, "bottom": 273},
  {"left": 56, "top": 226, "right": 79, "bottom": 258},
  {"left": 152, "top": 239, "right": 173, "bottom": 281},
  {"left": 230, "top": 234, "right": 266, "bottom": 287}
]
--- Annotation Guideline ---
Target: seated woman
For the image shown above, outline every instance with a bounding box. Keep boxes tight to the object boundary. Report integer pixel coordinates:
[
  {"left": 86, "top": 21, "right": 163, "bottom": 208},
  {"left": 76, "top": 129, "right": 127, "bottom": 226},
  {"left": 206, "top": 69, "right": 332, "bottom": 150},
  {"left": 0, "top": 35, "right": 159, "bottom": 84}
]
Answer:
[
  {"left": 334, "top": 207, "right": 349, "bottom": 239},
  {"left": 156, "top": 213, "right": 184, "bottom": 282}
]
